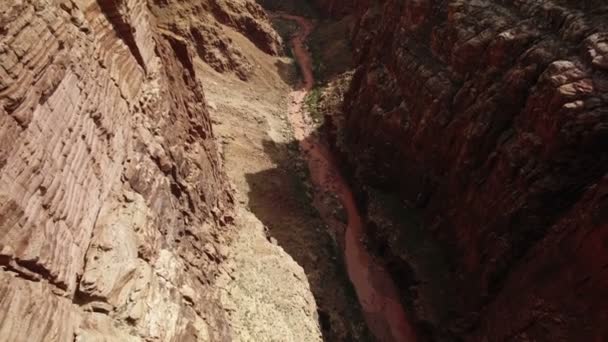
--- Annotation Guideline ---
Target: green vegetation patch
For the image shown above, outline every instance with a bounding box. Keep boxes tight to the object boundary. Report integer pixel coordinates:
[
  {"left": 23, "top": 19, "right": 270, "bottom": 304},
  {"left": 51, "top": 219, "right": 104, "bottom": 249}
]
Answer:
[{"left": 305, "top": 87, "right": 323, "bottom": 123}]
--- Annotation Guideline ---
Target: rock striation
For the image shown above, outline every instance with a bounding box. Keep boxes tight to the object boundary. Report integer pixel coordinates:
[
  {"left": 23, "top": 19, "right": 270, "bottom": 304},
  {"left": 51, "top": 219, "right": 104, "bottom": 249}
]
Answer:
[
  {"left": 0, "top": 0, "right": 231, "bottom": 339},
  {"left": 0, "top": 0, "right": 315, "bottom": 341},
  {"left": 326, "top": 0, "right": 608, "bottom": 340},
  {"left": 152, "top": 0, "right": 281, "bottom": 80}
]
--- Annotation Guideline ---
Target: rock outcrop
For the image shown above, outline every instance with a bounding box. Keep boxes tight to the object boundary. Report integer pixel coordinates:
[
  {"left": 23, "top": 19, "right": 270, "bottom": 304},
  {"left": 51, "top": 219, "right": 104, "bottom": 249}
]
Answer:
[
  {"left": 0, "top": 0, "right": 318, "bottom": 341},
  {"left": 152, "top": 0, "right": 281, "bottom": 80},
  {"left": 326, "top": 0, "right": 608, "bottom": 340}
]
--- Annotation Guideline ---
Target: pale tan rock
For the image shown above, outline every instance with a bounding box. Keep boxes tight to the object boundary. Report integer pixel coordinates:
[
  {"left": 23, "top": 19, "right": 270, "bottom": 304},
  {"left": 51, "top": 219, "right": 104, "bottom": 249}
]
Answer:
[
  {"left": 79, "top": 193, "right": 148, "bottom": 308},
  {"left": 1, "top": 0, "right": 136, "bottom": 295},
  {"left": 216, "top": 208, "right": 323, "bottom": 342},
  {"left": 76, "top": 313, "right": 141, "bottom": 342},
  {"left": 0, "top": 271, "right": 81, "bottom": 341},
  {"left": 0, "top": 0, "right": 322, "bottom": 341}
]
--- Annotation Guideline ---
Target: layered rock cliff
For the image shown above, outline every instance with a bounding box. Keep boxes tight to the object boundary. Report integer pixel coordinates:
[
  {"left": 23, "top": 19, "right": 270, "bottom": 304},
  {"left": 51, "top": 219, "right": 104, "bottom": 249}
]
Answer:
[
  {"left": 0, "top": 0, "right": 320, "bottom": 341},
  {"left": 325, "top": 0, "right": 608, "bottom": 340}
]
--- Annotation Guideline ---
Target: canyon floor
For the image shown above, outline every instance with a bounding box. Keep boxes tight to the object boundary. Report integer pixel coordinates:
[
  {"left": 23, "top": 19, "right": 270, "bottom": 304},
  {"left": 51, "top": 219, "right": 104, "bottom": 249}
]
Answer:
[{"left": 197, "top": 14, "right": 373, "bottom": 341}]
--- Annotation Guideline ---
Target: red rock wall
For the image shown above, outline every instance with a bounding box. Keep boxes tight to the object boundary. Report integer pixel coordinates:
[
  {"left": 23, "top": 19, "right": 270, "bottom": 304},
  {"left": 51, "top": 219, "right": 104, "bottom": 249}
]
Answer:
[{"left": 334, "top": 0, "right": 608, "bottom": 340}]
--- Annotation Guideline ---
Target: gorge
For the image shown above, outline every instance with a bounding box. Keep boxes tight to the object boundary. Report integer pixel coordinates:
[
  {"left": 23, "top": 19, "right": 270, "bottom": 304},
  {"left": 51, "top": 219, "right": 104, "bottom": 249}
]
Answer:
[{"left": 1, "top": 0, "right": 607, "bottom": 341}]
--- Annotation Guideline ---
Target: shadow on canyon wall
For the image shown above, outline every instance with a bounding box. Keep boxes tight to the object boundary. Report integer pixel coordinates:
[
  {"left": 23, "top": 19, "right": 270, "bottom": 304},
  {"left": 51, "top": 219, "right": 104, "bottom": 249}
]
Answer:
[
  {"left": 274, "top": 59, "right": 298, "bottom": 86},
  {"left": 242, "top": 128, "right": 447, "bottom": 342},
  {"left": 244, "top": 133, "right": 373, "bottom": 341}
]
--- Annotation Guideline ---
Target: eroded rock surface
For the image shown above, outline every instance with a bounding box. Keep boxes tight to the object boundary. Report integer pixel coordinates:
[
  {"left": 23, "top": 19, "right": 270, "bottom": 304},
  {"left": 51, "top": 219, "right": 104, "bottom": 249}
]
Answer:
[
  {"left": 0, "top": 0, "right": 231, "bottom": 339},
  {"left": 0, "top": 0, "right": 319, "bottom": 341},
  {"left": 151, "top": 0, "right": 281, "bottom": 80},
  {"left": 324, "top": 0, "right": 608, "bottom": 340}
]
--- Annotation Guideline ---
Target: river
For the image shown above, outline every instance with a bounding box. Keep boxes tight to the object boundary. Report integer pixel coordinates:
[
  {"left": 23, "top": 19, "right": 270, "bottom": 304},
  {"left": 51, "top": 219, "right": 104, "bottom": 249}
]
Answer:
[{"left": 277, "top": 13, "right": 418, "bottom": 342}]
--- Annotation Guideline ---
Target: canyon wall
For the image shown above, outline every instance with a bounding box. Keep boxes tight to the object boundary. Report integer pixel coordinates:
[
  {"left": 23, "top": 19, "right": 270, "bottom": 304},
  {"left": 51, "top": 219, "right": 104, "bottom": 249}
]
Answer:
[
  {"left": 330, "top": 0, "right": 608, "bottom": 340},
  {"left": 0, "top": 0, "right": 302, "bottom": 341},
  {"left": 310, "top": 0, "right": 354, "bottom": 17}
]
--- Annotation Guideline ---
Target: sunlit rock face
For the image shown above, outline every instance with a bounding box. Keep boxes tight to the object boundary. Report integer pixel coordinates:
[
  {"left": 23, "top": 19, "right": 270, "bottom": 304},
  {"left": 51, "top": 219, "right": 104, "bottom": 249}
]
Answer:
[
  {"left": 328, "top": 0, "right": 608, "bottom": 340},
  {"left": 0, "top": 0, "right": 247, "bottom": 340}
]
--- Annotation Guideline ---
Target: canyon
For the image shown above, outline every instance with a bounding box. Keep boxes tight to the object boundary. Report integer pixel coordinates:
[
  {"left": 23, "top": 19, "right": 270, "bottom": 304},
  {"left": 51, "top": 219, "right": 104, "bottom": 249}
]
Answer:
[{"left": 1, "top": 0, "right": 607, "bottom": 341}]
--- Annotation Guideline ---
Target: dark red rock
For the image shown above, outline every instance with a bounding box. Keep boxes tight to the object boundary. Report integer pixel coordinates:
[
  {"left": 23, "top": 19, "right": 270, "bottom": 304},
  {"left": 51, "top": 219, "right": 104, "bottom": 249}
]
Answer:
[
  {"left": 324, "top": 0, "right": 608, "bottom": 340},
  {"left": 309, "top": 0, "right": 355, "bottom": 18}
]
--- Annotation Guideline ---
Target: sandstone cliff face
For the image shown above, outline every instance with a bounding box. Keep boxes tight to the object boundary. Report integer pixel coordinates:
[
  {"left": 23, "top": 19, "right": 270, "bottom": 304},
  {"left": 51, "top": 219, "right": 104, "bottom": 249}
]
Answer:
[
  {"left": 0, "top": 0, "right": 294, "bottom": 340},
  {"left": 152, "top": 0, "right": 281, "bottom": 80},
  {"left": 329, "top": 0, "right": 608, "bottom": 340}
]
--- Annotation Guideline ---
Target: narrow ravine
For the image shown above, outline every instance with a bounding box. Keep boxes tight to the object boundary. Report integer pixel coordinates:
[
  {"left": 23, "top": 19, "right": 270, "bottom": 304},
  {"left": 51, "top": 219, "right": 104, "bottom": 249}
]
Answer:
[{"left": 278, "top": 13, "right": 418, "bottom": 342}]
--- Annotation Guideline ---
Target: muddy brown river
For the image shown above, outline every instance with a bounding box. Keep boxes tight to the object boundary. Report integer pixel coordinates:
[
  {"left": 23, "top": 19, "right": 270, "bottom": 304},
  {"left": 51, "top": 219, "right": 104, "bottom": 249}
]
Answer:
[{"left": 278, "top": 13, "right": 418, "bottom": 342}]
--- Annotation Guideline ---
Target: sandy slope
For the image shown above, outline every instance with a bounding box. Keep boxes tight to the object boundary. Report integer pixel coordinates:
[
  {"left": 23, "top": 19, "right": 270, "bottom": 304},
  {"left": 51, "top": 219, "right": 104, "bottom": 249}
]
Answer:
[{"left": 198, "top": 18, "right": 369, "bottom": 341}]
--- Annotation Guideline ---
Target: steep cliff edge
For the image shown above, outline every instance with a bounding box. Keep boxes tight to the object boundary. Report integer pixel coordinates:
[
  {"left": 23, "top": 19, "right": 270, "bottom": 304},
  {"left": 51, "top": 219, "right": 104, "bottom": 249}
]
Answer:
[
  {"left": 0, "top": 0, "right": 321, "bottom": 341},
  {"left": 323, "top": 0, "right": 608, "bottom": 340}
]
